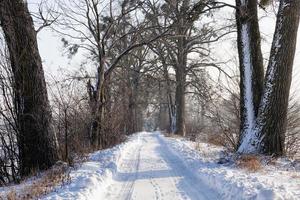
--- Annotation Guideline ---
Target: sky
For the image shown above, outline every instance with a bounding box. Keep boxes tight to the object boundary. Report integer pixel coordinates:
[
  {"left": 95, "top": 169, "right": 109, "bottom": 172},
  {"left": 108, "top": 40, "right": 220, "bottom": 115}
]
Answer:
[{"left": 29, "top": 0, "right": 300, "bottom": 96}]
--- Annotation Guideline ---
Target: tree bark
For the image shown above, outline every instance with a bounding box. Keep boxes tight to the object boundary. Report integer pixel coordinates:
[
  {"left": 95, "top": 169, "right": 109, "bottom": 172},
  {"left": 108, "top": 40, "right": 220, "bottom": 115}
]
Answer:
[
  {"left": 236, "top": 0, "right": 264, "bottom": 150},
  {"left": 0, "top": 0, "right": 58, "bottom": 176},
  {"left": 174, "top": 17, "right": 188, "bottom": 137},
  {"left": 256, "top": 0, "right": 300, "bottom": 156},
  {"left": 175, "top": 51, "right": 187, "bottom": 136}
]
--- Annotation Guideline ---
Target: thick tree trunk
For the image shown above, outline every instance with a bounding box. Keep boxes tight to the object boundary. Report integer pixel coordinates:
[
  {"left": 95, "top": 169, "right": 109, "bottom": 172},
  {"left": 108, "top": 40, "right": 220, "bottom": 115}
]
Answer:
[
  {"left": 175, "top": 53, "right": 187, "bottom": 136},
  {"left": 236, "top": 0, "right": 264, "bottom": 152},
  {"left": 0, "top": 0, "right": 58, "bottom": 176},
  {"left": 256, "top": 0, "right": 300, "bottom": 156},
  {"left": 175, "top": 18, "right": 187, "bottom": 136},
  {"left": 174, "top": 18, "right": 187, "bottom": 136}
]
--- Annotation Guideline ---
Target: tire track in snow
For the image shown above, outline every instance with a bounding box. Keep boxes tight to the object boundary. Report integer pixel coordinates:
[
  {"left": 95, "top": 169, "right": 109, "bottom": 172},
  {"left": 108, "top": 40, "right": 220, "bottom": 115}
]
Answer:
[
  {"left": 116, "top": 144, "right": 142, "bottom": 200},
  {"left": 103, "top": 132, "right": 219, "bottom": 200}
]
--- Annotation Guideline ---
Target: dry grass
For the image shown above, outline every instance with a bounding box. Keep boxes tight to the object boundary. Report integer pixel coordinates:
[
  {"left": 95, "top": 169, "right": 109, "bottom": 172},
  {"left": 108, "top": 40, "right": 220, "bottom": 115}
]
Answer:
[
  {"left": 6, "top": 190, "right": 17, "bottom": 200},
  {"left": 206, "top": 134, "right": 224, "bottom": 147},
  {"left": 236, "top": 155, "right": 262, "bottom": 172},
  {"left": 4, "top": 162, "right": 70, "bottom": 200}
]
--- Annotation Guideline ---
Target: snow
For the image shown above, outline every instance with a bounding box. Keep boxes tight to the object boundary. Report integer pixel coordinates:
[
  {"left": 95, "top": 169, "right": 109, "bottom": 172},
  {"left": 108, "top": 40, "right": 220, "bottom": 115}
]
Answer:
[
  {"left": 102, "top": 132, "right": 218, "bottom": 200},
  {"left": 170, "top": 137, "right": 300, "bottom": 200},
  {"left": 38, "top": 132, "right": 300, "bottom": 200},
  {"left": 41, "top": 133, "right": 142, "bottom": 200}
]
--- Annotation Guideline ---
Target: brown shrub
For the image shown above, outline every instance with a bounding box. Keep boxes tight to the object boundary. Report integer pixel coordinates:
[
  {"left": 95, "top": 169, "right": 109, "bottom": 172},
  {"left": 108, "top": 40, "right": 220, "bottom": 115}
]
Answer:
[
  {"left": 236, "top": 155, "right": 262, "bottom": 172},
  {"left": 206, "top": 134, "right": 224, "bottom": 147}
]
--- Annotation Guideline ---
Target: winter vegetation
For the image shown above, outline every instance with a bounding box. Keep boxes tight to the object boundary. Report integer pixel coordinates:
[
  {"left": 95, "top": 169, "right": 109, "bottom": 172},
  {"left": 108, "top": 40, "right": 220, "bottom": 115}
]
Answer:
[{"left": 0, "top": 0, "right": 300, "bottom": 199}]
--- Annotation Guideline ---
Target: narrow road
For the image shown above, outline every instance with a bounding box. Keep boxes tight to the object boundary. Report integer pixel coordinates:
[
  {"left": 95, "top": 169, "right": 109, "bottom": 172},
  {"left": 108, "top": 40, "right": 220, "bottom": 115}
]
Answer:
[{"left": 103, "top": 132, "right": 218, "bottom": 200}]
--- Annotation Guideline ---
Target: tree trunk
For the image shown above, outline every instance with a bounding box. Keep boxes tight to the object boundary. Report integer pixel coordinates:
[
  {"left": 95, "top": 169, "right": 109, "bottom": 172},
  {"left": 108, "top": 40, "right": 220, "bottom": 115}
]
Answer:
[
  {"left": 129, "top": 83, "right": 140, "bottom": 134},
  {"left": 174, "top": 19, "right": 187, "bottom": 137},
  {"left": 64, "top": 108, "right": 68, "bottom": 161},
  {"left": 128, "top": 91, "right": 136, "bottom": 134},
  {"left": 236, "top": 0, "right": 264, "bottom": 152},
  {"left": 0, "top": 0, "right": 58, "bottom": 176},
  {"left": 126, "top": 62, "right": 140, "bottom": 134},
  {"left": 87, "top": 80, "right": 99, "bottom": 149},
  {"left": 163, "top": 63, "right": 176, "bottom": 133},
  {"left": 256, "top": 0, "right": 300, "bottom": 156},
  {"left": 175, "top": 54, "right": 187, "bottom": 136},
  {"left": 175, "top": 69, "right": 186, "bottom": 136},
  {"left": 88, "top": 52, "right": 105, "bottom": 149}
]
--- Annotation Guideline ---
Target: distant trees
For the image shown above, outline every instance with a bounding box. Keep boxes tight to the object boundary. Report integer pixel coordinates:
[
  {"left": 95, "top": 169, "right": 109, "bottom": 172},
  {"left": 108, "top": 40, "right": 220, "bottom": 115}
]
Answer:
[
  {"left": 55, "top": 0, "right": 167, "bottom": 149},
  {"left": 0, "top": 0, "right": 58, "bottom": 176},
  {"left": 236, "top": 0, "right": 300, "bottom": 156},
  {"left": 146, "top": 0, "right": 226, "bottom": 136}
]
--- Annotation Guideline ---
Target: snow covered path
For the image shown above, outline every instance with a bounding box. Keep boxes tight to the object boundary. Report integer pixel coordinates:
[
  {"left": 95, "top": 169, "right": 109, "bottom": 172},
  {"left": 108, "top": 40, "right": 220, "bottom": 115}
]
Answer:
[
  {"left": 103, "top": 132, "right": 218, "bottom": 200},
  {"left": 41, "top": 131, "right": 300, "bottom": 200}
]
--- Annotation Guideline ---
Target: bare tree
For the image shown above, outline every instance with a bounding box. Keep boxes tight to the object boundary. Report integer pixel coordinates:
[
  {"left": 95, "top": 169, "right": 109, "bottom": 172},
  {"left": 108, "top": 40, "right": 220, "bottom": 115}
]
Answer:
[
  {"left": 0, "top": 35, "right": 19, "bottom": 185},
  {"left": 146, "top": 0, "right": 228, "bottom": 136},
  {"left": 55, "top": 0, "right": 167, "bottom": 149}
]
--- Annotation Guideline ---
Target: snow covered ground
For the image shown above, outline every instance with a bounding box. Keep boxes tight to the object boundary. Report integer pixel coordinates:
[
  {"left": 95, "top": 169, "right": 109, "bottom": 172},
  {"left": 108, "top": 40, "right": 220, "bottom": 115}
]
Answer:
[{"left": 2, "top": 131, "right": 300, "bottom": 200}]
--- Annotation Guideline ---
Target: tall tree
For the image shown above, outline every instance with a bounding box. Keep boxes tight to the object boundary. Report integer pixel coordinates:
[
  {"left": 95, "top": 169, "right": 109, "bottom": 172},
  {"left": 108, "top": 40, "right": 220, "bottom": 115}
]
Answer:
[
  {"left": 255, "top": 0, "right": 300, "bottom": 155},
  {"left": 235, "top": 0, "right": 264, "bottom": 152},
  {"left": 57, "top": 0, "right": 166, "bottom": 148},
  {"left": 148, "top": 0, "right": 220, "bottom": 136},
  {"left": 0, "top": 0, "right": 58, "bottom": 176},
  {"left": 237, "top": 0, "right": 300, "bottom": 155}
]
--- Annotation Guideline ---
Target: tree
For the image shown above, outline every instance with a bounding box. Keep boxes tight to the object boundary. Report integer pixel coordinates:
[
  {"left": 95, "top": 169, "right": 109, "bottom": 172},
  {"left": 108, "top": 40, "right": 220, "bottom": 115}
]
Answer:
[
  {"left": 235, "top": 0, "right": 264, "bottom": 150},
  {"left": 0, "top": 34, "right": 19, "bottom": 184},
  {"left": 255, "top": 0, "right": 300, "bottom": 155},
  {"left": 56, "top": 0, "right": 167, "bottom": 149},
  {"left": 0, "top": 0, "right": 58, "bottom": 176},
  {"left": 237, "top": 0, "right": 300, "bottom": 156},
  {"left": 147, "top": 0, "right": 223, "bottom": 136}
]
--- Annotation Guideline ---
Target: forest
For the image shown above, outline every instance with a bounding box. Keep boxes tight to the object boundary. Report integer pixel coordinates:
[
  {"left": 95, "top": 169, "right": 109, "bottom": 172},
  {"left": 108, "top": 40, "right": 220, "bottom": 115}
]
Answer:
[{"left": 0, "top": 0, "right": 300, "bottom": 199}]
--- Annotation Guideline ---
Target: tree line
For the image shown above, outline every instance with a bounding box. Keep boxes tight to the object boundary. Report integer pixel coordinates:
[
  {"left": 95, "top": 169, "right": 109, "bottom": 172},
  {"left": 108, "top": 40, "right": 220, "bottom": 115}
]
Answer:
[{"left": 0, "top": 0, "right": 299, "bottom": 185}]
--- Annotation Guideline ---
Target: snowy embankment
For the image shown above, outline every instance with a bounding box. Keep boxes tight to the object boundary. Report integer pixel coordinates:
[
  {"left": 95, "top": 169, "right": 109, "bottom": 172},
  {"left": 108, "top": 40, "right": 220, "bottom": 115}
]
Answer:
[
  {"left": 42, "top": 133, "right": 142, "bottom": 200},
  {"left": 168, "top": 137, "right": 300, "bottom": 200}
]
